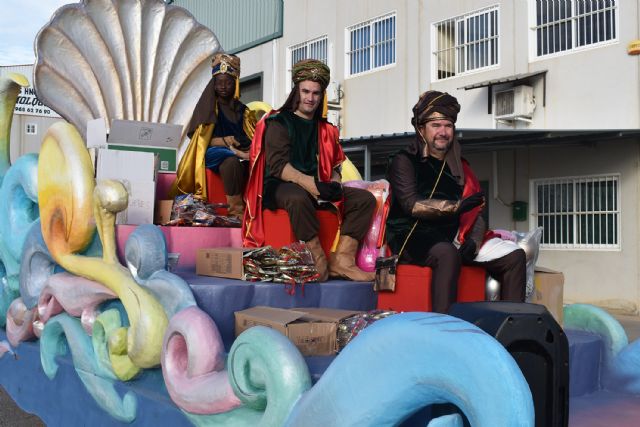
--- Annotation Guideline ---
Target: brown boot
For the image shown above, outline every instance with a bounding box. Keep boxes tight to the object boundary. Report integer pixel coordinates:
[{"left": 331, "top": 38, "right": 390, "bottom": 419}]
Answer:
[
  {"left": 329, "top": 235, "right": 375, "bottom": 282},
  {"left": 305, "top": 236, "right": 328, "bottom": 282},
  {"left": 226, "top": 194, "right": 245, "bottom": 219}
]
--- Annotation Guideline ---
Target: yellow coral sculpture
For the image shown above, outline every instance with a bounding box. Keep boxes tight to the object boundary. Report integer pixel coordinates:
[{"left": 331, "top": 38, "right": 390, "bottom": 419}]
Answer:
[{"left": 38, "top": 122, "right": 168, "bottom": 370}]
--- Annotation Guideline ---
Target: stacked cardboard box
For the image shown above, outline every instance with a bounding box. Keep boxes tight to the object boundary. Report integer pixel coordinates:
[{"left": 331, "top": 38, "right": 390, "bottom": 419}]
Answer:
[
  {"left": 532, "top": 266, "right": 564, "bottom": 325},
  {"left": 234, "top": 306, "right": 362, "bottom": 356}
]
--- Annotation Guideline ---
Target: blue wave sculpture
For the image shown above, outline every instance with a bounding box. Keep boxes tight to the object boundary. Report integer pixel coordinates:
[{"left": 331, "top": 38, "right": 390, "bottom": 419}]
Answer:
[
  {"left": 0, "top": 154, "right": 39, "bottom": 326},
  {"left": 185, "top": 325, "right": 312, "bottom": 427},
  {"left": 283, "top": 312, "right": 535, "bottom": 427},
  {"left": 564, "top": 303, "right": 640, "bottom": 394},
  {"left": 125, "top": 224, "right": 196, "bottom": 316},
  {"left": 40, "top": 313, "right": 137, "bottom": 422}
]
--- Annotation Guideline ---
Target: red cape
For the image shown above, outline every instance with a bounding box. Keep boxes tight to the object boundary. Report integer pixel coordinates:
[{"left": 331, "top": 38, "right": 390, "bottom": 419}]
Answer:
[
  {"left": 459, "top": 159, "right": 494, "bottom": 244},
  {"left": 242, "top": 111, "right": 345, "bottom": 247}
]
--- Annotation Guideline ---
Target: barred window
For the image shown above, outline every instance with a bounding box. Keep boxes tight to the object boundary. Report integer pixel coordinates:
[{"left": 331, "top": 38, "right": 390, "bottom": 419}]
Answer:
[
  {"left": 287, "top": 35, "right": 329, "bottom": 85},
  {"left": 25, "top": 123, "right": 37, "bottom": 135},
  {"left": 346, "top": 12, "right": 396, "bottom": 76},
  {"left": 532, "top": 0, "right": 618, "bottom": 58},
  {"left": 432, "top": 6, "right": 499, "bottom": 81},
  {"left": 532, "top": 175, "right": 620, "bottom": 249}
]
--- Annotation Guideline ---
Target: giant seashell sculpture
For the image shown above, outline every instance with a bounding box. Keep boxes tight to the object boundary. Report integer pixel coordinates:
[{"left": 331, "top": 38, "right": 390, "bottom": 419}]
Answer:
[{"left": 33, "top": 0, "right": 220, "bottom": 142}]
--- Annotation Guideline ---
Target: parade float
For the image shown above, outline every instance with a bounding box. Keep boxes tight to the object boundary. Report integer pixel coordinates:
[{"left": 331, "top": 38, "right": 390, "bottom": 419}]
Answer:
[{"left": 1, "top": 1, "right": 640, "bottom": 426}]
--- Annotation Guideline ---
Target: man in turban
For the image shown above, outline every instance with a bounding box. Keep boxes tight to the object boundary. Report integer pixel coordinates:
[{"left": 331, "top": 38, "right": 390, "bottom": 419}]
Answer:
[
  {"left": 171, "top": 53, "right": 256, "bottom": 218},
  {"left": 243, "top": 59, "right": 376, "bottom": 282},
  {"left": 386, "top": 90, "right": 526, "bottom": 312}
]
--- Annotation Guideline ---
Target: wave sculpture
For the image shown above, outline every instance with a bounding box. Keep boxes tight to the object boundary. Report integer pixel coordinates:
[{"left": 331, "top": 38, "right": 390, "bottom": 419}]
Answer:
[
  {"left": 0, "top": 73, "right": 38, "bottom": 327},
  {"left": 282, "top": 312, "right": 534, "bottom": 427},
  {"left": 564, "top": 303, "right": 640, "bottom": 394},
  {"left": 33, "top": 0, "right": 220, "bottom": 142},
  {"left": 37, "top": 122, "right": 168, "bottom": 369}
]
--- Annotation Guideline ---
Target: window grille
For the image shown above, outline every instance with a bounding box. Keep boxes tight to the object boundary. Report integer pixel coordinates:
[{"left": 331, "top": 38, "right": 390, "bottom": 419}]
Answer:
[
  {"left": 531, "top": 175, "right": 620, "bottom": 249},
  {"left": 25, "top": 123, "right": 37, "bottom": 135},
  {"left": 346, "top": 12, "right": 396, "bottom": 76},
  {"left": 532, "top": 0, "right": 617, "bottom": 57},
  {"left": 433, "top": 6, "right": 499, "bottom": 80},
  {"left": 287, "top": 35, "right": 329, "bottom": 86}
]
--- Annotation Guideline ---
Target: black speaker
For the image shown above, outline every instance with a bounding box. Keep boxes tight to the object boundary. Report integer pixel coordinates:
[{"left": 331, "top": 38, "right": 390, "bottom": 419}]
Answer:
[{"left": 448, "top": 302, "right": 569, "bottom": 427}]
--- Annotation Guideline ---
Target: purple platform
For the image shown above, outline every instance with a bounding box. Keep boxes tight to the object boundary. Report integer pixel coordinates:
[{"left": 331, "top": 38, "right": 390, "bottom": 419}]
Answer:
[
  {"left": 3, "top": 304, "right": 640, "bottom": 426},
  {"left": 178, "top": 271, "right": 377, "bottom": 350},
  {"left": 566, "top": 329, "right": 603, "bottom": 397}
]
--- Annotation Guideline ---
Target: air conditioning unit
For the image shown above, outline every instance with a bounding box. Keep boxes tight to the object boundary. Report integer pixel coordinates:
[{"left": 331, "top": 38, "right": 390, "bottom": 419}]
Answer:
[
  {"left": 494, "top": 85, "right": 536, "bottom": 120},
  {"left": 326, "top": 110, "right": 340, "bottom": 128},
  {"left": 326, "top": 81, "right": 341, "bottom": 104}
]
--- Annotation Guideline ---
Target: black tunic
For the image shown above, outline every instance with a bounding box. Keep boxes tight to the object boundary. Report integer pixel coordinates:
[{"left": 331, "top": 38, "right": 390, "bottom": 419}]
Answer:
[{"left": 386, "top": 151, "right": 463, "bottom": 265}]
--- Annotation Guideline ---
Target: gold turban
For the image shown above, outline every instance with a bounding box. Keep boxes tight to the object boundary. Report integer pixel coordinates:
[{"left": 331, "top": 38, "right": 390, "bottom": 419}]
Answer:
[
  {"left": 292, "top": 59, "right": 330, "bottom": 90},
  {"left": 211, "top": 53, "right": 240, "bottom": 78}
]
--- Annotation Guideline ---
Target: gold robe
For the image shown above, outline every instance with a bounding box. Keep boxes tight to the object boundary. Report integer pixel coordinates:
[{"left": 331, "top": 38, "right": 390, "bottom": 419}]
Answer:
[{"left": 170, "top": 105, "right": 256, "bottom": 201}]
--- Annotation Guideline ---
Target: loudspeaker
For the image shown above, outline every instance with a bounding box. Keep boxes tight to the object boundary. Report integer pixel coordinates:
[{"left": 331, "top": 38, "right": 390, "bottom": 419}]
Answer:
[{"left": 448, "top": 302, "right": 569, "bottom": 427}]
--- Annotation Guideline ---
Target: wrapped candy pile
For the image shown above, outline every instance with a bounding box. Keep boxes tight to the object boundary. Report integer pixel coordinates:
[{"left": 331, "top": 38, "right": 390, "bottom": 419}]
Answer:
[
  {"left": 166, "top": 193, "right": 241, "bottom": 227},
  {"left": 337, "top": 310, "right": 397, "bottom": 351},
  {"left": 242, "top": 242, "right": 320, "bottom": 293}
]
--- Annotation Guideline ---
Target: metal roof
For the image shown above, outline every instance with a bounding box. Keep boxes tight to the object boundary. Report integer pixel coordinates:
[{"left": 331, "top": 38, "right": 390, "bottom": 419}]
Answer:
[
  {"left": 457, "top": 70, "right": 548, "bottom": 91},
  {"left": 341, "top": 129, "right": 640, "bottom": 176},
  {"left": 457, "top": 70, "right": 548, "bottom": 113},
  {"left": 171, "top": 0, "right": 283, "bottom": 53}
]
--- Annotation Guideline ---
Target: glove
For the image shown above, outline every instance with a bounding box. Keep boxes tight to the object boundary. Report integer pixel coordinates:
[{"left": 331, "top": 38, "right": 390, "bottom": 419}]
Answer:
[
  {"left": 314, "top": 177, "right": 343, "bottom": 201},
  {"left": 457, "top": 191, "right": 485, "bottom": 214},
  {"left": 459, "top": 240, "right": 477, "bottom": 264}
]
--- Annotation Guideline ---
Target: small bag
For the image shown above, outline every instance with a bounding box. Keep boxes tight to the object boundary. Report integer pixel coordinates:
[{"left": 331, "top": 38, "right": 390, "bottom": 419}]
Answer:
[{"left": 374, "top": 255, "right": 399, "bottom": 291}]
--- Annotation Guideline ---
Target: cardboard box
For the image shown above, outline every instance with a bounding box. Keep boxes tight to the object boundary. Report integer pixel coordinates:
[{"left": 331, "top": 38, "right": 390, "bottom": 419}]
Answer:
[
  {"left": 234, "top": 306, "right": 362, "bottom": 356},
  {"left": 196, "top": 247, "right": 253, "bottom": 279},
  {"left": 107, "top": 119, "right": 182, "bottom": 173},
  {"left": 95, "top": 148, "right": 156, "bottom": 225},
  {"left": 87, "top": 118, "right": 108, "bottom": 148},
  {"left": 533, "top": 266, "right": 564, "bottom": 325},
  {"left": 108, "top": 144, "right": 176, "bottom": 173},
  {"left": 154, "top": 199, "right": 173, "bottom": 225},
  {"left": 109, "top": 119, "right": 182, "bottom": 148}
]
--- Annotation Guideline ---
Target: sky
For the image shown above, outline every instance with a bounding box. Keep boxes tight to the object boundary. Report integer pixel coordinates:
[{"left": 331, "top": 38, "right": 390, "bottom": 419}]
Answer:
[{"left": 0, "top": 0, "right": 74, "bottom": 66}]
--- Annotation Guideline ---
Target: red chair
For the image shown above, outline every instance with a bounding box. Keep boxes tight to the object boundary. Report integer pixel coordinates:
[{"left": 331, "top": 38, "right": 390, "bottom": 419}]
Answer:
[
  {"left": 377, "top": 264, "right": 486, "bottom": 312},
  {"left": 263, "top": 209, "right": 339, "bottom": 258},
  {"left": 205, "top": 169, "right": 228, "bottom": 216}
]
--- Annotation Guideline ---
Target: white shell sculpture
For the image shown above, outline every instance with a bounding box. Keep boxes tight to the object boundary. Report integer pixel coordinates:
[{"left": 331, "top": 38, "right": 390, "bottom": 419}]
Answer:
[{"left": 33, "top": 0, "right": 221, "bottom": 142}]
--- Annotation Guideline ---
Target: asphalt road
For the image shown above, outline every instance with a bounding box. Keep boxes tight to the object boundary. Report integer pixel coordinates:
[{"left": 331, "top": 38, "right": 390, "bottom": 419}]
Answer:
[{"left": 0, "top": 387, "right": 43, "bottom": 427}]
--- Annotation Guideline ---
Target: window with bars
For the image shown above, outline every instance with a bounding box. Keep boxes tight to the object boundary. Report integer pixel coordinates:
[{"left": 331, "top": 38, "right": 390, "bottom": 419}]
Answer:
[
  {"left": 532, "top": 0, "right": 618, "bottom": 58},
  {"left": 287, "top": 36, "right": 328, "bottom": 81},
  {"left": 532, "top": 175, "right": 620, "bottom": 249},
  {"left": 346, "top": 12, "right": 396, "bottom": 76},
  {"left": 432, "top": 6, "right": 499, "bottom": 81},
  {"left": 25, "top": 123, "right": 37, "bottom": 135}
]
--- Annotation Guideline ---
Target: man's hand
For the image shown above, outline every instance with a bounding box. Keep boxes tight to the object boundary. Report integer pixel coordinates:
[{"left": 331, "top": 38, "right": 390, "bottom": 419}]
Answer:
[
  {"left": 459, "top": 240, "right": 476, "bottom": 263},
  {"left": 230, "top": 146, "right": 250, "bottom": 160},
  {"left": 314, "top": 177, "right": 343, "bottom": 201},
  {"left": 457, "top": 191, "right": 485, "bottom": 214}
]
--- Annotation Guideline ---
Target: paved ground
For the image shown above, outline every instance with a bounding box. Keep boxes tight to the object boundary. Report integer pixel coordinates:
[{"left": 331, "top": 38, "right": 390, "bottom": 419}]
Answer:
[
  {"left": 2, "top": 313, "right": 640, "bottom": 425},
  {"left": 0, "top": 386, "right": 43, "bottom": 426}
]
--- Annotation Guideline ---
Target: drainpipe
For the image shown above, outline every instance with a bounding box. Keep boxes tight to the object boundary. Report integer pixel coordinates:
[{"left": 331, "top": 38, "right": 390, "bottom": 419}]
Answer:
[{"left": 271, "top": 39, "right": 278, "bottom": 107}]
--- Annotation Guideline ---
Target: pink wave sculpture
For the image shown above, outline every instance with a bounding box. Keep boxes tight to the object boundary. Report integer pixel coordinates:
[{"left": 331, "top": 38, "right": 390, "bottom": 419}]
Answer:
[
  {"left": 162, "top": 306, "right": 241, "bottom": 414},
  {"left": 0, "top": 340, "right": 15, "bottom": 359},
  {"left": 37, "top": 272, "right": 117, "bottom": 334},
  {"left": 6, "top": 298, "right": 36, "bottom": 347}
]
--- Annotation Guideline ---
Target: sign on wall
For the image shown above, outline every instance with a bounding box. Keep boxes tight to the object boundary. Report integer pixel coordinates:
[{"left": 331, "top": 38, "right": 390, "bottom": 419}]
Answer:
[{"left": 14, "top": 86, "right": 60, "bottom": 118}]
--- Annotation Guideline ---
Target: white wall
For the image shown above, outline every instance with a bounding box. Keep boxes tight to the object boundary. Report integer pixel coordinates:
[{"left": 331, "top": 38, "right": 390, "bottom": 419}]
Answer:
[
  {"left": 426, "top": 0, "right": 640, "bottom": 130},
  {"left": 469, "top": 140, "right": 640, "bottom": 313}
]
